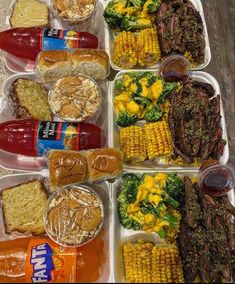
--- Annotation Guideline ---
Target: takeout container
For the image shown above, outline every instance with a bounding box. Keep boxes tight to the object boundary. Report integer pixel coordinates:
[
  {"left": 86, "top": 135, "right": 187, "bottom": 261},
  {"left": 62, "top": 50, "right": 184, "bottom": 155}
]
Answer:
[
  {"left": 109, "top": 70, "right": 229, "bottom": 171},
  {"left": 111, "top": 170, "right": 235, "bottom": 282},
  {"left": 4, "top": 0, "right": 107, "bottom": 73},
  {"left": 0, "top": 172, "right": 112, "bottom": 282},
  {"left": 104, "top": 0, "right": 211, "bottom": 72},
  {"left": 0, "top": 72, "right": 110, "bottom": 172}
]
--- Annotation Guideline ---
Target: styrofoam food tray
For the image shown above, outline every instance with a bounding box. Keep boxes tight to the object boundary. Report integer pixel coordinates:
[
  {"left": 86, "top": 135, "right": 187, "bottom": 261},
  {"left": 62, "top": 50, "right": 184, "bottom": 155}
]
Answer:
[
  {"left": 0, "top": 72, "right": 110, "bottom": 172},
  {"left": 111, "top": 170, "right": 235, "bottom": 283},
  {"left": 4, "top": 0, "right": 106, "bottom": 73},
  {"left": 109, "top": 70, "right": 229, "bottom": 171},
  {"left": 0, "top": 172, "right": 113, "bottom": 283},
  {"left": 105, "top": 0, "right": 211, "bottom": 71}
]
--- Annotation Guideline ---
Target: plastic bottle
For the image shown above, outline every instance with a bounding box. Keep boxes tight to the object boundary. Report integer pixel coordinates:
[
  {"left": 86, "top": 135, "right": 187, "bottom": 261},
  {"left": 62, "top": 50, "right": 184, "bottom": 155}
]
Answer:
[
  {"left": 0, "top": 119, "right": 104, "bottom": 156},
  {"left": 0, "top": 234, "right": 105, "bottom": 283},
  {"left": 0, "top": 28, "right": 98, "bottom": 61}
]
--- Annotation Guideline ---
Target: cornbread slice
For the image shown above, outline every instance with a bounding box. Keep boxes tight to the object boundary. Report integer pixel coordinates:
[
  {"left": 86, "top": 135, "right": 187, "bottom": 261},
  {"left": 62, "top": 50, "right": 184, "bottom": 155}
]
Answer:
[
  {"left": 10, "top": 78, "right": 52, "bottom": 120},
  {"left": 2, "top": 180, "right": 48, "bottom": 235},
  {"left": 10, "top": 0, "right": 49, "bottom": 28}
]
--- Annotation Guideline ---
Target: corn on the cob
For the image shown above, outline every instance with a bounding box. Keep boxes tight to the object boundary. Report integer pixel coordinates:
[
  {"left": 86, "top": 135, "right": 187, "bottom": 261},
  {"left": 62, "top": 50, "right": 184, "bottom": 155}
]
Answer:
[
  {"left": 113, "top": 31, "right": 137, "bottom": 68},
  {"left": 120, "top": 126, "right": 147, "bottom": 162},
  {"left": 137, "top": 28, "right": 161, "bottom": 66},
  {"left": 152, "top": 244, "right": 184, "bottom": 283},
  {"left": 144, "top": 120, "right": 173, "bottom": 159},
  {"left": 123, "top": 242, "right": 153, "bottom": 283},
  {"left": 123, "top": 242, "right": 184, "bottom": 283}
]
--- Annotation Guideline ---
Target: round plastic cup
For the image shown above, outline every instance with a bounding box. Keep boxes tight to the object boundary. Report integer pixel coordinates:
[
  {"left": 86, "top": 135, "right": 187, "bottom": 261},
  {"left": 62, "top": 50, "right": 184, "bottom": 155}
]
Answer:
[
  {"left": 48, "top": 74, "right": 102, "bottom": 123},
  {"left": 160, "top": 54, "right": 191, "bottom": 84},
  {"left": 52, "top": 0, "right": 97, "bottom": 30},
  {"left": 44, "top": 184, "right": 104, "bottom": 247},
  {"left": 198, "top": 161, "right": 235, "bottom": 197}
]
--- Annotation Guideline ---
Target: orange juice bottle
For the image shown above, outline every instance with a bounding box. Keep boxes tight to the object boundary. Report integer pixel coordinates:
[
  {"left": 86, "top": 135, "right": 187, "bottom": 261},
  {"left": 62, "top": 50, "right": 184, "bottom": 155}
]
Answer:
[{"left": 0, "top": 233, "right": 105, "bottom": 283}]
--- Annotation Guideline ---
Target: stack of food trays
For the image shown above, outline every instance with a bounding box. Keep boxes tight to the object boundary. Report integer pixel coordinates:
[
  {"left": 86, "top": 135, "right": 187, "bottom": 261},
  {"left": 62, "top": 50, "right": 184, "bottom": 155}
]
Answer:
[{"left": 0, "top": 0, "right": 234, "bottom": 283}]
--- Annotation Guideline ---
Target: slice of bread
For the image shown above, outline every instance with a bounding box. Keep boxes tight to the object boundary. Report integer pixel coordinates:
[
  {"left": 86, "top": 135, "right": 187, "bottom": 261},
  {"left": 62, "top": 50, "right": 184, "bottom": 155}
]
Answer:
[
  {"left": 10, "top": 78, "right": 52, "bottom": 121},
  {"left": 2, "top": 180, "right": 48, "bottom": 235},
  {"left": 10, "top": 0, "right": 49, "bottom": 28}
]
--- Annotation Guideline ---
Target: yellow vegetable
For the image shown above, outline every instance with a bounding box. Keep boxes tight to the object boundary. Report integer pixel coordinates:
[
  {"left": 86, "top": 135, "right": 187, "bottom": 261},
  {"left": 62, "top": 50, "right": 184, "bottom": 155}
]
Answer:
[
  {"left": 115, "top": 92, "right": 131, "bottom": 103},
  {"left": 123, "top": 74, "right": 134, "bottom": 88},
  {"left": 113, "top": 31, "right": 137, "bottom": 68},
  {"left": 126, "top": 100, "right": 140, "bottom": 115},
  {"left": 114, "top": 3, "right": 127, "bottom": 14},
  {"left": 136, "top": 186, "right": 149, "bottom": 202},
  {"left": 154, "top": 173, "right": 168, "bottom": 182},
  {"left": 144, "top": 213, "right": 156, "bottom": 226},
  {"left": 143, "top": 175, "right": 155, "bottom": 189},
  {"left": 127, "top": 203, "right": 140, "bottom": 214},
  {"left": 116, "top": 102, "right": 126, "bottom": 112},
  {"left": 130, "top": 83, "right": 138, "bottom": 93},
  {"left": 148, "top": 194, "right": 162, "bottom": 206},
  {"left": 141, "top": 85, "right": 149, "bottom": 97},
  {"left": 151, "top": 80, "right": 164, "bottom": 101}
]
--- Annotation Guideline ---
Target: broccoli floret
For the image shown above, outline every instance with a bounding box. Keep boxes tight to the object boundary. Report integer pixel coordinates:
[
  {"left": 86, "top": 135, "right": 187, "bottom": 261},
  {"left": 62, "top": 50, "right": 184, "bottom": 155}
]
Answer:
[
  {"left": 146, "top": 0, "right": 160, "bottom": 13},
  {"left": 158, "top": 82, "right": 179, "bottom": 104},
  {"left": 139, "top": 201, "right": 163, "bottom": 216},
  {"left": 128, "top": 71, "right": 139, "bottom": 80},
  {"left": 133, "top": 96, "right": 152, "bottom": 108},
  {"left": 165, "top": 173, "right": 185, "bottom": 201},
  {"left": 139, "top": 71, "right": 158, "bottom": 86},
  {"left": 115, "top": 78, "right": 125, "bottom": 92},
  {"left": 119, "top": 203, "right": 141, "bottom": 230},
  {"left": 120, "top": 16, "right": 152, "bottom": 31},
  {"left": 117, "top": 111, "right": 139, "bottom": 127},
  {"left": 128, "top": 0, "right": 145, "bottom": 9},
  {"left": 122, "top": 173, "right": 140, "bottom": 203},
  {"left": 103, "top": 0, "right": 128, "bottom": 29},
  {"left": 144, "top": 105, "right": 163, "bottom": 122}
]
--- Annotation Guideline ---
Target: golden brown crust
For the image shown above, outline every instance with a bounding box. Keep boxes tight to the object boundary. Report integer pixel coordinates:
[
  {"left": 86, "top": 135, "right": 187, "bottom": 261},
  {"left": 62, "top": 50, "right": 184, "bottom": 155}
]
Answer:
[
  {"left": 38, "top": 50, "right": 71, "bottom": 69},
  {"left": 48, "top": 150, "right": 88, "bottom": 190},
  {"left": 87, "top": 148, "right": 123, "bottom": 181}
]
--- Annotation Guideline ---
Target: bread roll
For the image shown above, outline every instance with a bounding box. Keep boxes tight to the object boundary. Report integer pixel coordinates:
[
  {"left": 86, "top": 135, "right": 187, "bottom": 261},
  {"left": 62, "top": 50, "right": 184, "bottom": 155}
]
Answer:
[
  {"left": 37, "top": 49, "right": 109, "bottom": 83},
  {"left": 48, "top": 150, "right": 88, "bottom": 190},
  {"left": 87, "top": 148, "right": 123, "bottom": 181}
]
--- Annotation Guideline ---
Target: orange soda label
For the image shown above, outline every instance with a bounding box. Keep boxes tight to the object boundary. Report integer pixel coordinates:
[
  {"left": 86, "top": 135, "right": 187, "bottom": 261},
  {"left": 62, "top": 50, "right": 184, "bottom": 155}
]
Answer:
[{"left": 25, "top": 238, "right": 77, "bottom": 283}]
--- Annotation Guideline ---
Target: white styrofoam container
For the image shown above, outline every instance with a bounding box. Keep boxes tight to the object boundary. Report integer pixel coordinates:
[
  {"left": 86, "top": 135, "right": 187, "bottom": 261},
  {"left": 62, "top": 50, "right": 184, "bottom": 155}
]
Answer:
[
  {"left": 4, "top": 0, "right": 106, "bottom": 73},
  {"left": 109, "top": 70, "right": 229, "bottom": 171},
  {"left": 105, "top": 0, "right": 211, "bottom": 71},
  {"left": 111, "top": 170, "right": 235, "bottom": 283},
  {"left": 0, "top": 72, "right": 110, "bottom": 172},
  {"left": 0, "top": 172, "right": 113, "bottom": 283}
]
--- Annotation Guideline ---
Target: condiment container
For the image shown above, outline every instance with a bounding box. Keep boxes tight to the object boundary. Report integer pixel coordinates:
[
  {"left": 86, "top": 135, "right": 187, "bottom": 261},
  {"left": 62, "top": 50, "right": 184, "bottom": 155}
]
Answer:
[
  {"left": 160, "top": 55, "right": 191, "bottom": 83},
  {"left": 198, "top": 160, "right": 234, "bottom": 196}
]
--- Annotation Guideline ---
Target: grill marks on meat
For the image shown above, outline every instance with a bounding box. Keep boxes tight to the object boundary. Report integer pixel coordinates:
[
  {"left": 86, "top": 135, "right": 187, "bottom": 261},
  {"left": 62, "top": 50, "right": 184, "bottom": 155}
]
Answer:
[
  {"left": 157, "top": 0, "right": 205, "bottom": 65},
  {"left": 168, "top": 80, "right": 225, "bottom": 163},
  {"left": 178, "top": 177, "right": 235, "bottom": 283}
]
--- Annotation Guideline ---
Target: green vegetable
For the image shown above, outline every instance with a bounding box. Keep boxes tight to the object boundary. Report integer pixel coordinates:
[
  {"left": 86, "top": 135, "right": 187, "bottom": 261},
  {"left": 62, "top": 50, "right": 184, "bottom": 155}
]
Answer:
[
  {"left": 144, "top": 105, "right": 163, "bottom": 122},
  {"left": 139, "top": 201, "right": 163, "bottom": 216},
  {"left": 158, "top": 229, "right": 167, "bottom": 238},
  {"left": 146, "top": 0, "right": 160, "bottom": 13},
  {"left": 133, "top": 96, "right": 152, "bottom": 108},
  {"left": 164, "top": 194, "right": 180, "bottom": 209},
  {"left": 117, "top": 111, "right": 139, "bottom": 127},
  {"left": 119, "top": 203, "right": 141, "bottom": 230},
  {"left": 162, "top": 214, "right": 178, "bottom": 227},
  {"left": 158, "top": 82, "right": 179, "bottom": 104},
  {"left": 103, "top": 0, "right": 125, "bottom": 29},
  {"left": 120, "top": 16, "right": 152, "bottom": 31},
  {"left": 115, "top": 78, "right": 125, "bottom": 92},
  {"left": 139, "top": 72, "right": 158, "bottom": 86},
  {"left": 127, "top": 71, "right": 139, "bottom": 80},
  {"left": 128, "top": 0, "right": 145, "bottom": 9},
  {"left": 165, "top": 173, "right": 185, "bottom": 201}
]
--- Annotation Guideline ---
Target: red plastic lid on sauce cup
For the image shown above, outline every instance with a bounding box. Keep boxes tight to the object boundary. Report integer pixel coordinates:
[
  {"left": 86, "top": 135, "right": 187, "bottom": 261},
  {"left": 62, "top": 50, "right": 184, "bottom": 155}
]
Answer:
[
  {"left": 198, "top": 160, "right": 235, "bottom": 197},
  {"left": 160, "top": 55, "right": 191, "bottom": 84}
]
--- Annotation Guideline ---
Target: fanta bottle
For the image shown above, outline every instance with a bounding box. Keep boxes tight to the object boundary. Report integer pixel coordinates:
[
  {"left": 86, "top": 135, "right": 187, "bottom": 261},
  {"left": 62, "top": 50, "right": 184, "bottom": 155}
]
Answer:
[
  {"left": 0, "top": 119, "right": 105, "bottom": 156},
  {"left": 0, "top": 234, "right": 105, "bottom": 283},
  {"left": 0, "top": 28, "right": 98, "bottom": 61}
]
